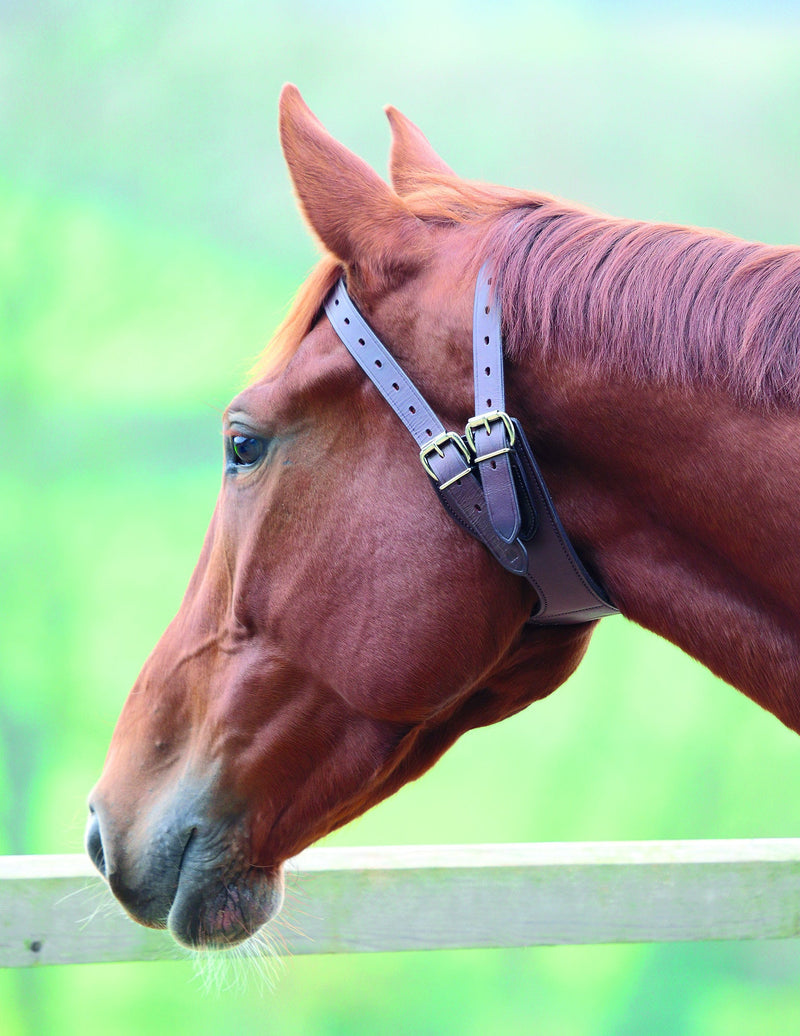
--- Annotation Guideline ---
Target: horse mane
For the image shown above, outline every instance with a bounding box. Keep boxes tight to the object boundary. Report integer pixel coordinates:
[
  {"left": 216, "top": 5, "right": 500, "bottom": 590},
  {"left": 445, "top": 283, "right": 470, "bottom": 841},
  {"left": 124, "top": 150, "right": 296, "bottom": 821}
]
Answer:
[
  {"left": 484, "top": 200, "right": 800, "bottom": 408},
  {"left": 255, "top": 174, "right": 800, "bottom": 407}
]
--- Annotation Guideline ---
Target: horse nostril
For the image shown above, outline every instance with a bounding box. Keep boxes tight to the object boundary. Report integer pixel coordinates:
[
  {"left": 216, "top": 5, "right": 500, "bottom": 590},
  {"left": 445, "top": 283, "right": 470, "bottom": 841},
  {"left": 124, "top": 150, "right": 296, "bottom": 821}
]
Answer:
[{"left": 85, "top": 809, "right": 107, "bottom": 878}]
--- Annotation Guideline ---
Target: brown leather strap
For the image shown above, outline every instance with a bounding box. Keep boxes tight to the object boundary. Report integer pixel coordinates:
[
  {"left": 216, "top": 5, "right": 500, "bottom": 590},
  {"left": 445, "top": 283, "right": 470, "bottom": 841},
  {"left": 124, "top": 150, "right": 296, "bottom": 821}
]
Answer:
[
  {"left": 325, "top": 279, "right": 529, "bottom": 573},
  {"left": 470, "top": 271, "right": 521, "bottom": 544},
  {"left": 323, "top": 272, "right": 618, "bottom": 625}
]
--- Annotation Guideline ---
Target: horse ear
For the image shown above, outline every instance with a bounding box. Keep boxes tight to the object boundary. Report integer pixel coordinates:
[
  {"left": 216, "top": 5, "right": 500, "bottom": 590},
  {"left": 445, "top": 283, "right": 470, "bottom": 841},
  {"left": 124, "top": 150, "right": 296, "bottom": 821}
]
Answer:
[
  {"left": 279, "top": 84, "right": 427, "bottom": 276},
  {"left": 385, "top": 106, "right": 457, "bottom": 196}
]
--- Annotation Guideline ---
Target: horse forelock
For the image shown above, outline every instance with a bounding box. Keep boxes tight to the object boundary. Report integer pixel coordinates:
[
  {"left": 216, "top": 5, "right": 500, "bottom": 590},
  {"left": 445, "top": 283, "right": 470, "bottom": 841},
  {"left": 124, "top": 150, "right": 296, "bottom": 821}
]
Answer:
[
  {"left": 249, "top": 257, "right": 342, "bottom": 382},
  {"left": 486, "top": 204, "right": 800, "bottom": 409}
]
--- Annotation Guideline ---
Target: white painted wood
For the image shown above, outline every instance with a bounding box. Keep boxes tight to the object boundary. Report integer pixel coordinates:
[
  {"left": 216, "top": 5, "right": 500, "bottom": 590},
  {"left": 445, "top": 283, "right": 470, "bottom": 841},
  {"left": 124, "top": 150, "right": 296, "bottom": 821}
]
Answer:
[{"left": 2, "top": 840, "right": 800, "bottom": 967}]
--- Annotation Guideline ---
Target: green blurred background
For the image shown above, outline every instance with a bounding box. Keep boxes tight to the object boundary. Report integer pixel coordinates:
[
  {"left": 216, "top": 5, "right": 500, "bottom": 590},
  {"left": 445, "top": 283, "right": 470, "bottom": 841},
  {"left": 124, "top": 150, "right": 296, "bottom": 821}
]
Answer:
[{"left": 2, "top": 1, "right": 800, "bottom": 1032}]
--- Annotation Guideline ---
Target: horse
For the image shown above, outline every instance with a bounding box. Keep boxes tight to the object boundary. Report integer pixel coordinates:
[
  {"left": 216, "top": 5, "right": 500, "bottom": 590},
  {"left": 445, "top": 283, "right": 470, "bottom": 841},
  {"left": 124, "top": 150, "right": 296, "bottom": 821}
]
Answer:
[{"left": 85, "top": 84, "right": 800, "bottom": 950}]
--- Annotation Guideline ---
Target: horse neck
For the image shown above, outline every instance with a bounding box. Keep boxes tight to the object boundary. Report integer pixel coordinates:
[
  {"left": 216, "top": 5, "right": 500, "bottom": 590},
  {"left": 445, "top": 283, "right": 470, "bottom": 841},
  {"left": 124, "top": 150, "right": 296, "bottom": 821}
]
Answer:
[{"left": 509, "top": 361, "right": 800, "bottom": 732}]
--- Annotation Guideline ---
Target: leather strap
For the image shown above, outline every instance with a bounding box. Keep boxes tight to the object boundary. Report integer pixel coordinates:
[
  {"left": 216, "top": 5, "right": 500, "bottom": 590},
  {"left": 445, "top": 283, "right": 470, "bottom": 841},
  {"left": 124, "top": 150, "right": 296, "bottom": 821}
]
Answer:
[
  {"left": 323, "top": 272, "right": 618, "bottom": 625},
  {"left": 510, "top": 420, "right": 618, "bottom": 624},
  {"left": 325, "top": 280, "right": 445, "bottom": 446},
  {"left": 470, "top": 272, "right": 521, "bottom": 544},
  {"left": 325, "top": 279, "right": 529, "bottom": 574}
]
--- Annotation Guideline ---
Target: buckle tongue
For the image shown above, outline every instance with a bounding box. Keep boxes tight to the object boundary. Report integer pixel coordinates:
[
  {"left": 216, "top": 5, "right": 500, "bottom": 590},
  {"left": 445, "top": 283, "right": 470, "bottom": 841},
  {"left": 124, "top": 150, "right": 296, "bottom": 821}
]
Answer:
[
  {"left": 465, "top": 410, "right": 516, "bottom": 462},
  {"left": 419, "top": 432, "right": 473, "bottom": 490}
]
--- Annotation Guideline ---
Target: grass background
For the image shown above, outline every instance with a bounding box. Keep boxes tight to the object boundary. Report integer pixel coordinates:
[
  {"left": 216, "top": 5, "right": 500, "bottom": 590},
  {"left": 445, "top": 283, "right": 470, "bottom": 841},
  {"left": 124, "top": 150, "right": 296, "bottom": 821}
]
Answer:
[{"left": 2, "top": 1, "right": 800, "bottom": 1032}]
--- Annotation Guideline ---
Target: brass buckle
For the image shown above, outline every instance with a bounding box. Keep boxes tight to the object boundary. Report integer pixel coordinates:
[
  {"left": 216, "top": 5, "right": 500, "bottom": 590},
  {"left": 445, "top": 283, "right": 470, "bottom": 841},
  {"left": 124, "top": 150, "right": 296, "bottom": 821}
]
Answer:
[
  {"left": 419, "top": 432, "right": 473, "bottom": 490},
  {"left": 465, "top": 410, "right": 516, "bottom": 462}
]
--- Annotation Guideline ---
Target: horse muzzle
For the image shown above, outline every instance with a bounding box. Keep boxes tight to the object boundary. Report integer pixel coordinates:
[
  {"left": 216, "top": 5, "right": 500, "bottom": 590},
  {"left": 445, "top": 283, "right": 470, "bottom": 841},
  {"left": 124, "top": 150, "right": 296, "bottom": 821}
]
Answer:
[{"left": 85, "top": 789, "right": 284, "bottom": 950}]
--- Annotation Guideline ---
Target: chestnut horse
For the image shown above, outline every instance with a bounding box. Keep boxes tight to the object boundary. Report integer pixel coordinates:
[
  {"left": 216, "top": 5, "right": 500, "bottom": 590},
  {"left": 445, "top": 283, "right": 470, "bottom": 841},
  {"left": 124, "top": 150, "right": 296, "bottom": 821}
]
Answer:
[{"left": 86, "top": 85, "right": 800, "bottom": 950}]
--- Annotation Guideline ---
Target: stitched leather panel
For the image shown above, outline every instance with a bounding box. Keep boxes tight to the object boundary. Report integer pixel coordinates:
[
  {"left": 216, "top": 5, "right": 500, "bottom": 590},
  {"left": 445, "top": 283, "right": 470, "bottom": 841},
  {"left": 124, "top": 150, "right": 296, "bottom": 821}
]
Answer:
[{"left": 511, "top": 421, "right": 617, "bottom": 623}]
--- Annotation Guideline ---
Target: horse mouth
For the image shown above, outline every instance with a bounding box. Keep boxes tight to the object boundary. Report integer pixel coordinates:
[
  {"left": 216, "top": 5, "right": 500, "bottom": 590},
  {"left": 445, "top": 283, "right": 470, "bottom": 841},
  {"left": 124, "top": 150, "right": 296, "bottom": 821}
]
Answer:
[
  {"left": 167, "top": 866, "right": 285, "bottom": 950},
  {"left": 165, "top": 830, "right": 286, "bottom": 950},
  {"left": 88, "top": 806, "right": 285, "bottom": 951}
]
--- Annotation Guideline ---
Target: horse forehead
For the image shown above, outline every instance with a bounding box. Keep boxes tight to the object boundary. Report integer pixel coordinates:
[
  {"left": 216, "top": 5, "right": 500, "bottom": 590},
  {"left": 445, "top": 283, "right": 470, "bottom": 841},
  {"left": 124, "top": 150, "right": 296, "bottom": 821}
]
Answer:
[
  {"left": 227, "top": 323, "right": 360, "bottom": 425},
  {"left": 378, "top": 262, "right": 474, "bottom": 337},
  {"left": 226, "top": 267, "right": 474, "bottom": 434}
]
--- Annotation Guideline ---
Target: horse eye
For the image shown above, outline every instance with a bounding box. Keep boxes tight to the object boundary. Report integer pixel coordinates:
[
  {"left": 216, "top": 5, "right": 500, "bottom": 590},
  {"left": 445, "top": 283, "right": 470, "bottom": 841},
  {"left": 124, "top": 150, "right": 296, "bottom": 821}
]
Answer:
[{"left": 231, "top": 435, "right": 265, "bottom": 466}]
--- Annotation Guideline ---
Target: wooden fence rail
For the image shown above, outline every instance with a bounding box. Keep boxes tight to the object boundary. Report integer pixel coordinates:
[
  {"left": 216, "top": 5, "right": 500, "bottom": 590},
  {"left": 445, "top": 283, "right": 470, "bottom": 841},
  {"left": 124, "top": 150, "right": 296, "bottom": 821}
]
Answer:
[{"left": 2, "top": 840, "right": 800, "bottom": 968}]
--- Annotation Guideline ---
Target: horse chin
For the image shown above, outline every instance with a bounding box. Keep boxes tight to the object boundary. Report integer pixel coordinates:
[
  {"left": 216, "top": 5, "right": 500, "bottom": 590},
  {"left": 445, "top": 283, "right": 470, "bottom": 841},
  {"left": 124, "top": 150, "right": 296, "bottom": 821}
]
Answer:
[{"left": 167, "top": 855, "right": 285, "bottom": 951}]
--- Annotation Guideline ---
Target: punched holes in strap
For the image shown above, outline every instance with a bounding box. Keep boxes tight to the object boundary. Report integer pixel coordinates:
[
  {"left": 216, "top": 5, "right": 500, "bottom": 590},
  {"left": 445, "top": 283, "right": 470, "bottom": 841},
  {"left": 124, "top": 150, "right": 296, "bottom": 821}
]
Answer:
[
  {"left": 322, "top": 275, "right": 617, "bottom": 621},
  {"left": 324, "top": 279, "right": 527, "bottom": 577},
  {"left": 471, "top": 270, "right": 522, "bottom": 544},
  {"left": 324, "top": 280, "right": 445, "bottom": 447}
]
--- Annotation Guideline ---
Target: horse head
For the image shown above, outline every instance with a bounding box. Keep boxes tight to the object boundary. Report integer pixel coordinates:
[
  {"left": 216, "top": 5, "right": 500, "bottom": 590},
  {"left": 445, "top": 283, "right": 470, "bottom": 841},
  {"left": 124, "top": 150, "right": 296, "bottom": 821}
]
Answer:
[{"left": 85, "top": 86, "right": 597, "bottom": 949}]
